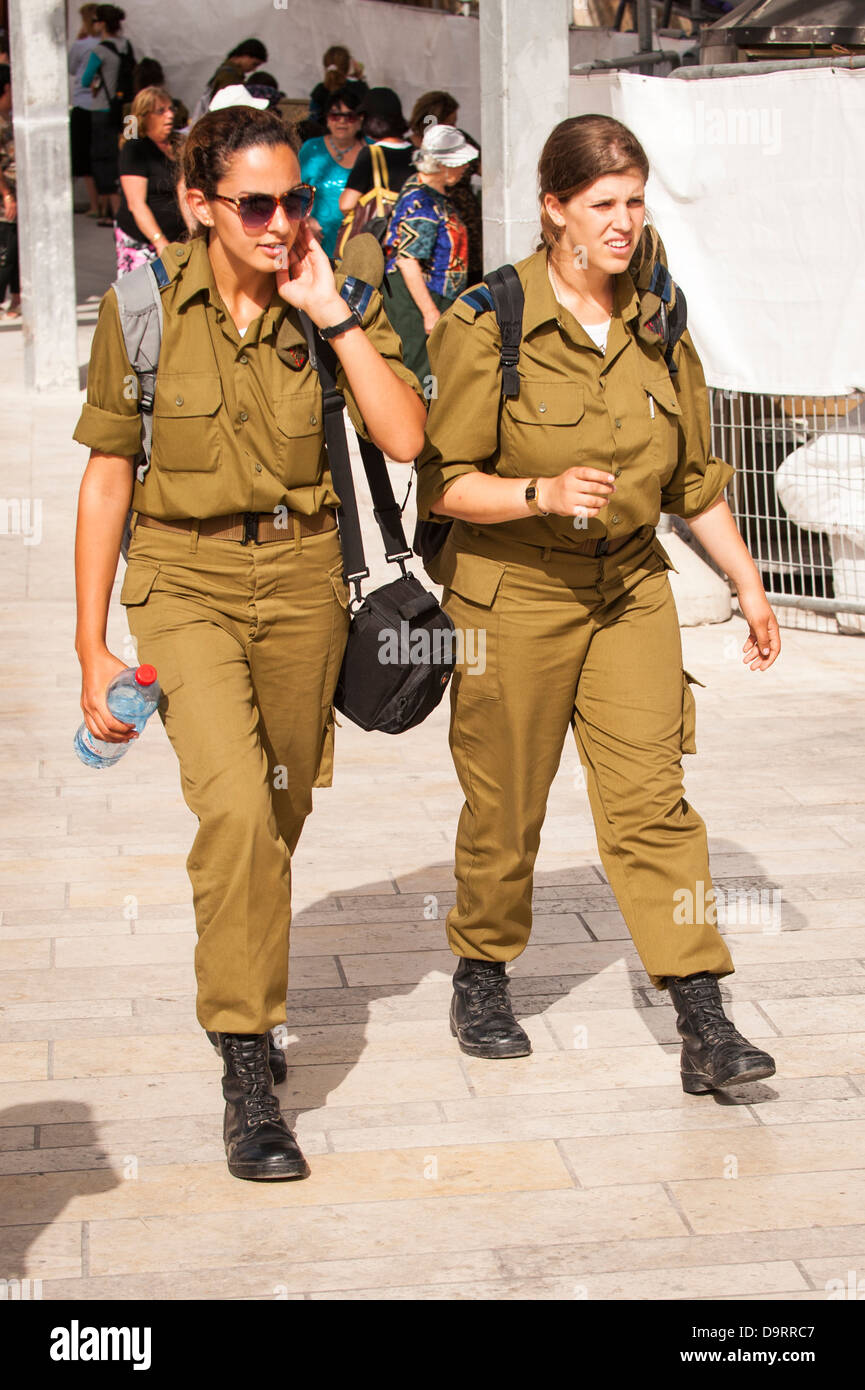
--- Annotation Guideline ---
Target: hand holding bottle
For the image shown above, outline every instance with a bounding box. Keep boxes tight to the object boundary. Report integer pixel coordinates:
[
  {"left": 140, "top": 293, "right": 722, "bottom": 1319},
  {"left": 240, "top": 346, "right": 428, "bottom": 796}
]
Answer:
[{"left": 75, "top": 663, "right": 162, "bottom": 768}]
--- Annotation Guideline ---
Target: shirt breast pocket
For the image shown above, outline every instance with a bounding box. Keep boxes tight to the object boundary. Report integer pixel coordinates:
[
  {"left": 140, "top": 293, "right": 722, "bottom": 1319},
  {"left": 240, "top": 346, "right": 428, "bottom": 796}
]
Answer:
[
  {"left": 152, "top": 374, "right": 222, "bottom": 472},
  {"left": 501, "top": 381, "right": 585, "bottom": 477},
  {"left": 273, "top": 389, "right": 324, "bottom": 485},
  {"left": 643, "top": 375, "right": 683, "bottom": 481}
]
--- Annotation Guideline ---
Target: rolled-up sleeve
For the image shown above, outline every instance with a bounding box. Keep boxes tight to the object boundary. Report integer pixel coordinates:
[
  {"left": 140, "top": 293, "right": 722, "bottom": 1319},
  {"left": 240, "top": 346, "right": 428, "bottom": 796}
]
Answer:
[
  {"left": 415, "top": 301, "right": 502, "bottom": 522},
  {"left": 336, "top": 285, "right": 426, "bottom": 442},
  {"left": 660, "top": 329, "right": 734, "bottom": 519},
  {"left": 73, "top": 289, "right": 143, "bottom": 458}
]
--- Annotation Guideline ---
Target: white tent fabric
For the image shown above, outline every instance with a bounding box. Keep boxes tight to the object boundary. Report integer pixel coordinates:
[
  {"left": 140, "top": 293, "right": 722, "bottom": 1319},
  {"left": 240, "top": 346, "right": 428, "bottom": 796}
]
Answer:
[
  {"left": 573, "top": 68, "right": 865, "bottom": 396},
  {"left": 82, "top": 0, "right": 480, "bottom": 147},
  {"left": 775, "top": 433, "right": 865, "bottom": 538},
  {"left": 775, "top": 433, "right": 865, "bottom": 634}
]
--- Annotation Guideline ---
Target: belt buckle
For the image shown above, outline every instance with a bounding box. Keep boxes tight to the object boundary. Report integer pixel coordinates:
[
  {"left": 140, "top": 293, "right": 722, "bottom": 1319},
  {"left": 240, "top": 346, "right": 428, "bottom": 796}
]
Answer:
[
  {"left": 595, "top": 538, "right": 610, "bottom": 556},
  {"left": 242, "top": 512, "right": 259, "bottom": 545}
]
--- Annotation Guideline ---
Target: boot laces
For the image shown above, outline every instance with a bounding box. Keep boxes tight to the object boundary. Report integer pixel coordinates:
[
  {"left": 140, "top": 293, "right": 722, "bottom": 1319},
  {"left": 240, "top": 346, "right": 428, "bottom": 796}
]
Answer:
[
  {"left": 223, "top": 1035, "right": 281, "bottom": 1126},
  {"left": 242, "top": 1091, "right": 282, "bottom": 1126},
  {"left": 680, "top": 978, "right": 742, "bottom": 1049},
  {"left": 468, "top": 966, "right": 513, "bottom": 1016}
]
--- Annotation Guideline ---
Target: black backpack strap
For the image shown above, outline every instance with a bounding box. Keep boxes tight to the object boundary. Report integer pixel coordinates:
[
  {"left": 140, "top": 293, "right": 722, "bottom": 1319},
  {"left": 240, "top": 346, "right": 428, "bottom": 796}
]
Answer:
[
  {"left": 664, "top": 282, "right": 687, "bottom": 375},
  {"left": 484, "top": 264, "right": 524, "bottom": 399},
  {"left": 299, "top": 310, "right": 368, "bottom": 597}
]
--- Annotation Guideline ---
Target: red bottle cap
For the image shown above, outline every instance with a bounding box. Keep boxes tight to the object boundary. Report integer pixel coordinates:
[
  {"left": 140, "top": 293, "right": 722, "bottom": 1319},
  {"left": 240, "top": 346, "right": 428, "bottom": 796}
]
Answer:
[{"left": 135, "top": 665, "right": 158, "bottom": 686}]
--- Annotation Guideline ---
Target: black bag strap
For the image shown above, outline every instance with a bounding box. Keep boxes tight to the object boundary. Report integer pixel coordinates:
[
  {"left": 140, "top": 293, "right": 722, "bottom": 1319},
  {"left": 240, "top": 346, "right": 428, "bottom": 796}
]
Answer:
[
  {"left": 357, "top": 436, "right": 413, "bottom": 566},
  {"left": 484, "top": 264, "right": 524, "bottom": 399},
  {"left": 298, "top": 309, "right": 412, "bottom": 600}
]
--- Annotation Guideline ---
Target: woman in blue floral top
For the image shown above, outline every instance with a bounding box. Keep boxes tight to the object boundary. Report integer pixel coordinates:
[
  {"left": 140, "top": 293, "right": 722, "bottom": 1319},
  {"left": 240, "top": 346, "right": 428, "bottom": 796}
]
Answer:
[{"left": 383, "top": 123, "right": 476, "bottom": 385}]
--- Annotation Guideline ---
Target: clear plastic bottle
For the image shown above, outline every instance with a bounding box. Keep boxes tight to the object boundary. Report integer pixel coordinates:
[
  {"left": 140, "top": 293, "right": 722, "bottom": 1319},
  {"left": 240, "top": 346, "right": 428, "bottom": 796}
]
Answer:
[{"left": 74, "top": 665, "right": 162, "bottom": 769}]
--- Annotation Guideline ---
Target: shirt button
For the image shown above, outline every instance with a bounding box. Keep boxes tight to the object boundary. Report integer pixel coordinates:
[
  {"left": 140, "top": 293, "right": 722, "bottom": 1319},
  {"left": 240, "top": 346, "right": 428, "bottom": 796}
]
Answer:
[
  {"left": 611, "top": 514, "right": 620, "bottom": 525},
  {"left": 309, "top": 413, "right": 318, "bottom": 426},
  {"left": 538, "top": 402, "right": 547, "bottom": 413},
  {"left": 615, "top": 468, "right": 622, "bottom": 477},
  {"left": 615, "top": 418, "right": 622, "bottom": 429},
  {"left": 255, "top": 463, "right": 262, "bottom": 473},
  {"left": 239, "top": 354, "right": 249, "bottom": 365},
  {"left": 174, "top": 395, "right": 183, "bottom": 406},
  {"left": 239, "top": 411, "right": 248, "bottom": 423}
]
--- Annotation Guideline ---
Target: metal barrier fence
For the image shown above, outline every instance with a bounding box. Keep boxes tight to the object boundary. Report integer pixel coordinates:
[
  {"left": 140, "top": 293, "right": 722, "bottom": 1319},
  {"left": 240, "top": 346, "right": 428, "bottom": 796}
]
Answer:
[{"left": 708, "top": 389, "right": 865, "bottom": 634}]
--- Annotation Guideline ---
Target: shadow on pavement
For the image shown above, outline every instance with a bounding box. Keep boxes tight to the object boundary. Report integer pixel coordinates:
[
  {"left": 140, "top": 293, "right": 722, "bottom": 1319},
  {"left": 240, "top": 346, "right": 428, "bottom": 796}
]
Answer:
[{"left": 0, "top": 1102, "right": 119, "bottom": 1285}]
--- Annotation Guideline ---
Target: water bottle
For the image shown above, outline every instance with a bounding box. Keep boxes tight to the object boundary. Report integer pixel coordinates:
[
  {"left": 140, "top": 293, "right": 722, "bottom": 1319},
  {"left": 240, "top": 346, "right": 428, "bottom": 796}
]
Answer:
[{"left": 74, "top": 665, "right": 162, "bottom": 769}]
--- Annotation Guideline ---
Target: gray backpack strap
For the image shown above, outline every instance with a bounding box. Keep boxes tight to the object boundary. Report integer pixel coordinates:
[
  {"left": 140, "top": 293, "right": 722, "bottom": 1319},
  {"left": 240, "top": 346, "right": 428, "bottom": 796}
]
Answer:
[{"left": 112, "top": 258, "right": 168, "bottom": 484}]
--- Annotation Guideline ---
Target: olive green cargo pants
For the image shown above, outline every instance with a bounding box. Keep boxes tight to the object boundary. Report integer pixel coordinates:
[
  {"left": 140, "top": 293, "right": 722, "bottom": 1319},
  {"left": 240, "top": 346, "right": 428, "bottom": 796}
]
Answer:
[
  {"left": 121, "top": 520, "right": 350, "bottom": 1033},
  {"left": 435, "top": 522, "right": 734, "bottom": 989}
]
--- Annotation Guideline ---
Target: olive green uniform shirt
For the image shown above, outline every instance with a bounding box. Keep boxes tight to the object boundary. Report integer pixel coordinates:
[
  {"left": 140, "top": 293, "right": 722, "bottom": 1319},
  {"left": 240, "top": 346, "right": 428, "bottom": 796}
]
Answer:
[
  {"left": 416, "top": 248, "right": 733, "bottom": 550},
  {"left": 73, "top": 237, "right": 423, "bottom": 520}
]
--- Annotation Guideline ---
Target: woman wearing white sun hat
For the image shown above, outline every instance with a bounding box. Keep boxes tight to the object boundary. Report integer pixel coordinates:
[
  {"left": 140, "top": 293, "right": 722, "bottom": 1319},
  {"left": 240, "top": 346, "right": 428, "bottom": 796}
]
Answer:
[{"left": 381, "top": 122, "right": 477, "bottom": 383}]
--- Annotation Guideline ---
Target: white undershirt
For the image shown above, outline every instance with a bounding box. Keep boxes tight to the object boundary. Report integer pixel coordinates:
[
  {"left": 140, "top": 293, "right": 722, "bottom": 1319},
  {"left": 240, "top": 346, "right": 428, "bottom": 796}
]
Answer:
[
  {"left": 580, "top": 317, "right": 610, "bottom": 352},
  {"left": 547, "top": 262, "right": 611, "bottom": 353}
]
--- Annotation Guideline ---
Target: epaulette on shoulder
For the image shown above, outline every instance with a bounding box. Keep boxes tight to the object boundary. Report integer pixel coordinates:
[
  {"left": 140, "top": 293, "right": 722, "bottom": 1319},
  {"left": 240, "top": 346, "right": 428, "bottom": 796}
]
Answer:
[
  {"left": 339, "top": 274, "right": 376, "bottom": 321},
  {"left": 459, "top": 284, "right": 495, "bottom": 316}
]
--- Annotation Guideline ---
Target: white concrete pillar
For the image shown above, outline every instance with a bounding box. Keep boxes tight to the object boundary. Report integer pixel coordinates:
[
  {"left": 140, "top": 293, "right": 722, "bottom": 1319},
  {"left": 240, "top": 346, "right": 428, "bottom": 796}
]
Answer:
[
  {"left": 479, "top": 0, "right": 572, "bottom": 270},
  {"left": 9, "top": 0, "right": 78, "bottom": 391}
]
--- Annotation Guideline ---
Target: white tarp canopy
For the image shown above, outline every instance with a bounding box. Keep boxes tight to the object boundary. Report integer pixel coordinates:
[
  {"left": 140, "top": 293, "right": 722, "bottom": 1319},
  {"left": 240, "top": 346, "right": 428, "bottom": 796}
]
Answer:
[
  {"left": 78, "top": 0, "right": 481, "bottom": 145},
  {"left": 571, "top": 67, "right": 865, "bottom": 396}
]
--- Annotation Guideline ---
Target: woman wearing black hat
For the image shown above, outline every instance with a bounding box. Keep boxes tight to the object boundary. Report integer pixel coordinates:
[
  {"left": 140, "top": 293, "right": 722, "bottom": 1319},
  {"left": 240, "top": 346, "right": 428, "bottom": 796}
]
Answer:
[{"left": 338, "top": 87, "right": 414, "bottom": 221}]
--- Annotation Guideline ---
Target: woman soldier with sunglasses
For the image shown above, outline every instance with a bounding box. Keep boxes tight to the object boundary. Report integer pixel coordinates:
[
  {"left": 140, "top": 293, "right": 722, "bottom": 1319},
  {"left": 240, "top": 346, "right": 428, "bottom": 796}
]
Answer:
[{"left": 73, "top": 108, "right": 426, "bottom": 1181}]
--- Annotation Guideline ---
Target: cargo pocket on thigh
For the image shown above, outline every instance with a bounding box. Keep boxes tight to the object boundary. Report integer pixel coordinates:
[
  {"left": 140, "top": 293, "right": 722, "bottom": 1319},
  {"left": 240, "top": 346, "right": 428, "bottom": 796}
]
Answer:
[
  {"left": 314, "top": 562, "right": 350, "bottom": 788},
  {"left": 681, "top": 669, "right": 705, "bottom": 755},
  {"left": 119, "top": 562, "right": 184, "bottom": 707},
  {"left": 438, "top": 550, "right": 506, "bottom": 700},
  {"left": 120, "top": 561, "right": 159, "bottom": 608},
  {"left": 313, "top": 708, "right": 336, "bottom": 788}
]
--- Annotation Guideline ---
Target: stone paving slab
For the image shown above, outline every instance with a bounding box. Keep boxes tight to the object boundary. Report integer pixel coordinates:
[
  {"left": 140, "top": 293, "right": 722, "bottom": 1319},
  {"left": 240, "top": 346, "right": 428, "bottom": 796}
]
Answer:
[{"left": 0, "top": 220, "right": 864, "bottom": 1302}]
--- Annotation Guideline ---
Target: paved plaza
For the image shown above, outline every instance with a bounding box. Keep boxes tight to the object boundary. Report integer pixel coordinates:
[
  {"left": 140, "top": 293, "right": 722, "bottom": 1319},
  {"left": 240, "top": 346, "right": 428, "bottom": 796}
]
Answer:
[{"left": 1, "top": 222, "right": 864, "bottom": 1302}]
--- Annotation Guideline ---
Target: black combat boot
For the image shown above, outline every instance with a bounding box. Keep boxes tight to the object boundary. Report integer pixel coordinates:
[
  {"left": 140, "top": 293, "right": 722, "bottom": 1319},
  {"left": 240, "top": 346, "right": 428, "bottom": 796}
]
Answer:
[
  {"left": 450, "top": 957, "right": 532, "bottom": 1059},
  {"left": 206, "top": 1028, "right": 287, "bottom": 1084},
  {"left": 667, "top": 972, "right": 776, "bottom": 1093},
  {"left": 218, "top": 1032, "right": 309, "bottom": 1181}
]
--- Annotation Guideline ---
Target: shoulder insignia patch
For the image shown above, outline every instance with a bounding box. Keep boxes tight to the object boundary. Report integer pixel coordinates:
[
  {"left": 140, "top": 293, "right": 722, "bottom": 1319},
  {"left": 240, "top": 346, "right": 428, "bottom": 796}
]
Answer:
[
  {"left": 459, "top": 284, "right": 495, "bottom": 316},
  {"left": 339, "top": 276, "right": 376, "bottom": 320}
]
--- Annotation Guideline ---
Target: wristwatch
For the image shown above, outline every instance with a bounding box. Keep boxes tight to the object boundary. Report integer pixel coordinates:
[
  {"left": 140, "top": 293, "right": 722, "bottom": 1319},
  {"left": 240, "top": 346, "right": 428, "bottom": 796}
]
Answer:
[
  {"left": 525, "top": 478, "right": 550, "bottom": 516},
  {"left": 319, "top": 308, "right": 363, "bottom": 341}
]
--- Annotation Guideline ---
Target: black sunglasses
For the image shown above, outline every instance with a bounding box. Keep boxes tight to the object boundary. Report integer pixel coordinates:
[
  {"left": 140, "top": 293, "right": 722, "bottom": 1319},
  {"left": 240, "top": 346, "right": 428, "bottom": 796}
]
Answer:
[{"left": 213, "top": 185, "right": 315, "bottom": 231}]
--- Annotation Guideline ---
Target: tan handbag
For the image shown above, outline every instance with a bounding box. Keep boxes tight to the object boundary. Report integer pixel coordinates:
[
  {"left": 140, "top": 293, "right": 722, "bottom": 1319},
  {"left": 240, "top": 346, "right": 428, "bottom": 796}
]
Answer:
[{"left": 334, "top": 144, "right": 397, "bottom": 262}]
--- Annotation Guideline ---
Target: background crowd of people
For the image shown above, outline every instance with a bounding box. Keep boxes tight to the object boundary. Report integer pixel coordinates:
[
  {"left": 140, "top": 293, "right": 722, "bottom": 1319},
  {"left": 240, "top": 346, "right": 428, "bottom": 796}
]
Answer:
[{"left": 0, "top": 7, "right": 483, "bottom": 372}]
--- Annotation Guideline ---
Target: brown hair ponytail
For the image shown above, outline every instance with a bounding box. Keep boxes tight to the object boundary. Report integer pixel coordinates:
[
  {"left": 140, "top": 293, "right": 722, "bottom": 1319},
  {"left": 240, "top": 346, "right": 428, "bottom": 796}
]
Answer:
[
  {"left": 322, "top": 45, "right": 351, "bottom": 93},
  {"left": 537, "top": 115, "right": 651, "bottom": 260}
]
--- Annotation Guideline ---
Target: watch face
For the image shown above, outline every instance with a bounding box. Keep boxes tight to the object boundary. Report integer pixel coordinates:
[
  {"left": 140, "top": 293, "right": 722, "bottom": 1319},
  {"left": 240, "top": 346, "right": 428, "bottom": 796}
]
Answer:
[{"left": 526, "top": 485, "right": 537, "bottom": 501}]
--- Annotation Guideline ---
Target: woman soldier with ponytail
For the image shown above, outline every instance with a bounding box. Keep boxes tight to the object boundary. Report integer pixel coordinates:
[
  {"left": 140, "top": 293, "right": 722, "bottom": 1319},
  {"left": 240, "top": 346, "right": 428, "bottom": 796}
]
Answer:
[
  {"left": 417, "top": 115, "right": 781, "bottom": 1095},
  {"left": 73, "top": 107, "right": 425, "bottom": 1181}
]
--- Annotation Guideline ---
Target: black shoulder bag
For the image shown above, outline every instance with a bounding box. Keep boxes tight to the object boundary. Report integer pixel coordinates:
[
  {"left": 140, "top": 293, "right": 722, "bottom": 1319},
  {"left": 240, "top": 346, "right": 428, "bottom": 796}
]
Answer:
[{"left": 299, "top": 312, "right": 456, "bottom": 735}]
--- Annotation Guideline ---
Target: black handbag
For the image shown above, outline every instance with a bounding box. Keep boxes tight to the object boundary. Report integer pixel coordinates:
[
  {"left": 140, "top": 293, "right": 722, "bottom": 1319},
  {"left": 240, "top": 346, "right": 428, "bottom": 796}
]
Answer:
[{"left": 299, "top": 311, "right": 456, "bottom": 735}]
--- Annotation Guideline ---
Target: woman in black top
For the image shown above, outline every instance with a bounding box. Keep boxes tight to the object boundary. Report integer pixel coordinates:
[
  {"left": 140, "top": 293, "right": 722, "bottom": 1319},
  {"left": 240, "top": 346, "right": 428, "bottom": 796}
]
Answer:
[
  {"left": 115, "top": 85, "right": 188, "bottom": 276},
  {"left": 339, "top": 87, "right": 414, "bottom": 223}
]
